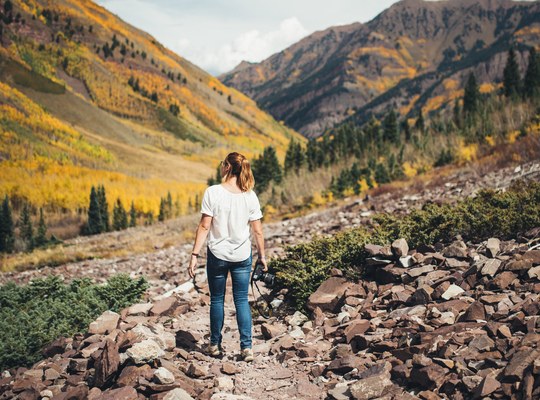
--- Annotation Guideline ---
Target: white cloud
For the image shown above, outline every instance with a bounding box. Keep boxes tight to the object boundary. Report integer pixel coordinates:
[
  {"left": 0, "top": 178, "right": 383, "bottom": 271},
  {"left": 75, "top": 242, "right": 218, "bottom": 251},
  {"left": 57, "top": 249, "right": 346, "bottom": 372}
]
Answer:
[{"left": 185, "top": 17, "right": 308, "bottom": 74}]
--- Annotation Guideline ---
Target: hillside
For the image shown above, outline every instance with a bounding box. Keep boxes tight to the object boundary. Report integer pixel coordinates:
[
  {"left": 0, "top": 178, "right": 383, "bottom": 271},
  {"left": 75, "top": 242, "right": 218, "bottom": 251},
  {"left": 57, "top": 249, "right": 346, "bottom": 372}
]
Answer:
[
  {"left": 220, "top": 0, "right": 540, "bottom": 137},
  {"left": 0, "top": 0, "right": 302, "bottom": 218}
]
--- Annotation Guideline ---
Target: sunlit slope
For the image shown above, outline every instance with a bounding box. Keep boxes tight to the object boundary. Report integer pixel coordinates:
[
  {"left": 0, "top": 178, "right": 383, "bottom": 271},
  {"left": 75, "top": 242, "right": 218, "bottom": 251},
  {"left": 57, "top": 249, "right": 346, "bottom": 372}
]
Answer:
[{"left": 0, "top": 0, "right": 304, "bottom": 214}]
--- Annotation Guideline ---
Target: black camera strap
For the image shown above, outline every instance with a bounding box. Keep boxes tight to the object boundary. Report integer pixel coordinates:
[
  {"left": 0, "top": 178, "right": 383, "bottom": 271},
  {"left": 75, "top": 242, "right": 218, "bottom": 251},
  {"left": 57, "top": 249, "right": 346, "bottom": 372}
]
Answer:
[{"left": 250, "top": 270, "right": 272, "bottom": 319}]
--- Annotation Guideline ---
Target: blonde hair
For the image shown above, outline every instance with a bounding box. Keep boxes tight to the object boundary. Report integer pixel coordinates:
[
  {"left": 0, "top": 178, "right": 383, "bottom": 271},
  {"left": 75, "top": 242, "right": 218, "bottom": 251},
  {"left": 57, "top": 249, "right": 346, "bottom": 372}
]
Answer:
[{"left": 221, "top": 152, "right": 255, "bottom": 192}]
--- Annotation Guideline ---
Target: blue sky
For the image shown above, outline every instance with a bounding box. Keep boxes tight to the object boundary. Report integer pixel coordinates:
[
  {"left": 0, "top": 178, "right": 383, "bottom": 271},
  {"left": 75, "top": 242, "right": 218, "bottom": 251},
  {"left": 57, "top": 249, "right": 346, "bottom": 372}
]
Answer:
[{"left": 95, "top": 0, "right": 399, "bottom": 75}]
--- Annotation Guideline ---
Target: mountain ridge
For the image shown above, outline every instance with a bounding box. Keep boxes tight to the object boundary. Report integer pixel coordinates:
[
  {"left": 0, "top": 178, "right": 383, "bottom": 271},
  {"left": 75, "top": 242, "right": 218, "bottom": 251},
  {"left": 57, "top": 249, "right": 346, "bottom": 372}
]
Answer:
[{"left": 220, "top": 0, "right": 540, "bottom": 137}]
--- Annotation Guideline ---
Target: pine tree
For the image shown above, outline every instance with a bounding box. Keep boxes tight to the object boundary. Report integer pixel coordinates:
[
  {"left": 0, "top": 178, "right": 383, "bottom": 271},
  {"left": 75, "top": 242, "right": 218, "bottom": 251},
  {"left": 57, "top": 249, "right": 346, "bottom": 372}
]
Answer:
[
  {"left": 166, "top": 191, "right": 173, "bottom": 219},
  {"left": 112, "top": 198, "right": 128, "bottom": 230},
  {"left": 158, "top": 197, "right": 167, "bottom": 222},
  {"left": 35, "top": 208, "right": 48, "bottom": 247},
  {"left": 415, "top": 109, "right": 425, "bottom": 132},
  {"left": 252, "top": 146, "right": 283, "bottom": 193},
  {"left": 19, "top": 202, "right": 34, "bottom": 251},
  {"left": 87, "top": 186, "right": 102, "bottom": 235},
  {"left": 453, "top": 98, "right": 462, "bottom": 128},
  {"left": 375, "top": 163, "right": 391, "bottom": 184},
  {"left": 97, "top": 185, "right": 109, "bottom": 232},
  {"left": 463, "top": 72, "right": 479, "bottom": 115},
  {"left": 383, "top": 109, "right": 399, "bottom": 142},
  {"left": 524, "top": 46, "right": 540, "bottom": 99},
  {"left": 401, "top": 119, "right": 411, "bottom": 141},
  {"left": 503, "top": 47, "right": 522, "bottom": 98},
  {"left": 0, "top": 195, "right": 15, "bottom": 252},
  {"left": 129, "top": 201, "right": 137, "bottom": 228},
  {"left": 284, "top": 140, "right": 296, "bottom": 174}
]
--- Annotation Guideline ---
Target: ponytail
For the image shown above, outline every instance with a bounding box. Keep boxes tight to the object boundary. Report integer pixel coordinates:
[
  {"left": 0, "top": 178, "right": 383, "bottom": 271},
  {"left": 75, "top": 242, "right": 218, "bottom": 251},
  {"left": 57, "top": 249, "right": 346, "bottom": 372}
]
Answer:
[{"left": 221, "top": 152, "right": 255, "bottom": 192}]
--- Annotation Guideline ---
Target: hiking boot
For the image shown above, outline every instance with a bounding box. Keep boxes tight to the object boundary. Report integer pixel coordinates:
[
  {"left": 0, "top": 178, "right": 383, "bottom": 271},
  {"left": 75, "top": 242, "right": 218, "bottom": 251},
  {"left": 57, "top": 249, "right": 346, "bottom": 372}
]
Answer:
[
  {"left": 205, "top": 343, "right": 222, "bottom": 357},
  {"left": 240, "top": 348, "right": 254, "bottom": 362}
]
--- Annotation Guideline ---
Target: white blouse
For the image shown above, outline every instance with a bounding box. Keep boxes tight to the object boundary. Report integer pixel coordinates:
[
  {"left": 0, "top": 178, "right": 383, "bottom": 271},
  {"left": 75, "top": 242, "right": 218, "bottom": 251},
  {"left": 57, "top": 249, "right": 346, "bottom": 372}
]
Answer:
[{"left": 200, "top": 184, "right": 263, "bottom": 262}]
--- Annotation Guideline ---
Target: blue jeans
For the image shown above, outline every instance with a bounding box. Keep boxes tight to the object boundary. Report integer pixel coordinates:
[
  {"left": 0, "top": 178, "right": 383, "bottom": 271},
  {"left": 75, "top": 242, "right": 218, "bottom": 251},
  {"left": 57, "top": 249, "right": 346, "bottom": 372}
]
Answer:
[{"left": 206, "top": 248, "right": 252, "bottom": 350}]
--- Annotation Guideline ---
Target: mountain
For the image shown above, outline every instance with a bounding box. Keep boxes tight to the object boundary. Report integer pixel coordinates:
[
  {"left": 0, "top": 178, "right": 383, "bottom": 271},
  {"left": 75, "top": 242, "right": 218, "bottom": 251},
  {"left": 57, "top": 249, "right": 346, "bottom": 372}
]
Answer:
[
  {"left": 0, "top": 0, "right": 302, "bottom": 218},
  {"left": 220, "top": 0, "right": 540, "bottom": 137}
]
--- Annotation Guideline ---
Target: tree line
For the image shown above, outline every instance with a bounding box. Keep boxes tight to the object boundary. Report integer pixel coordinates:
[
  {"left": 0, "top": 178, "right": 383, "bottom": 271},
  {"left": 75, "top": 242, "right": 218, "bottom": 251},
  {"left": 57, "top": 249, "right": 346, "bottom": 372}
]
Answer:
[
  {"left": 0, "top": 195, "right": 52, "bottom": 254},
  {"left": 228, "top": 45, "right": 540, "bottom": 201},
  {"left": 83, "top": 185, "right": 194, "bottom": 236}
]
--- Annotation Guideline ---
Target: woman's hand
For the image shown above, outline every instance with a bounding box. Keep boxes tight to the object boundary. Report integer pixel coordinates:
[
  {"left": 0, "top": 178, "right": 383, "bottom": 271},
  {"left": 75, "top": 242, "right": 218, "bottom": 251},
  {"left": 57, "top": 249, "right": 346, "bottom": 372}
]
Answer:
[
  {"left": 188, "top": 255, "right": 198, "bottom": 279},
  {"left": 259, "top": 256, "right": 268, "bottom": 272}
]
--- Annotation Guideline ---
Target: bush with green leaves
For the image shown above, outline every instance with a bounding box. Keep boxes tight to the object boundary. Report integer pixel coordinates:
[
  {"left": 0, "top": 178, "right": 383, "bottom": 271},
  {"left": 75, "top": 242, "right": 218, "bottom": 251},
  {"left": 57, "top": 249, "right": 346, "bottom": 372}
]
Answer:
[
  {"left": 0, "top": 274, "right": 148, "bottom": 371},
  {"left": 270, "top": 180, "right": 540, "bottom": 310}
]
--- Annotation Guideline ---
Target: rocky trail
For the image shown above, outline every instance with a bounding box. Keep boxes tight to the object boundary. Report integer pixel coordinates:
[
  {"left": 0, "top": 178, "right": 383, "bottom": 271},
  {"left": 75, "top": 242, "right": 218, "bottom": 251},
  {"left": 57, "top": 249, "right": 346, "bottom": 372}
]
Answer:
[{"left": 1, "top": 161, "right": 540, "bottom": 400}]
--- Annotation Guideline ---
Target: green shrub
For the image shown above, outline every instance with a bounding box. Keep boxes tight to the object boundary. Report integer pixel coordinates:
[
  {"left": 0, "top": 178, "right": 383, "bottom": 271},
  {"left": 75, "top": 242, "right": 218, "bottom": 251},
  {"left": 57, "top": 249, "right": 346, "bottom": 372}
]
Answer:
[
  {"left": 270, "top": 180, "right": 540, "bottom": 310},
  {"left": 0, "top": 274, "right": 148, "bottom": 371}
]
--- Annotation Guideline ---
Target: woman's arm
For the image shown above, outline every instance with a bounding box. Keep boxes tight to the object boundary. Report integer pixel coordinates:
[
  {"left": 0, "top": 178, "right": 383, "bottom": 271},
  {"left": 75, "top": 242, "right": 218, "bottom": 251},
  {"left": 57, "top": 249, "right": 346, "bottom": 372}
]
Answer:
[
  {"left": 188, "top": 214, "right": 213, "bottom": 278},
  {"left": 250, "top": 219, "right": 267, "bottom": 271}
]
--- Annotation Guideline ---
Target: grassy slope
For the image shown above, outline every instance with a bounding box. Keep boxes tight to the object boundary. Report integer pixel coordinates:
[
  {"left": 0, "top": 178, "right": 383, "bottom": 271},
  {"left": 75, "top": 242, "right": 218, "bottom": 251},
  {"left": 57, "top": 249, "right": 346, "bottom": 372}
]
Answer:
[{"left": 0, "top": 0, "right": 304, "bottom": 218}]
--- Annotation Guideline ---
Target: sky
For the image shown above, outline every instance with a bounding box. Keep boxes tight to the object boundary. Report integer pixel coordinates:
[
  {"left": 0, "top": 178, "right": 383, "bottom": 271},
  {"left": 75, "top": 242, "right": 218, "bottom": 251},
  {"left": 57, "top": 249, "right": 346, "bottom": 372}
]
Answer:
[{"left": 95, "top": 0, "right": 400, "bottom": 75}]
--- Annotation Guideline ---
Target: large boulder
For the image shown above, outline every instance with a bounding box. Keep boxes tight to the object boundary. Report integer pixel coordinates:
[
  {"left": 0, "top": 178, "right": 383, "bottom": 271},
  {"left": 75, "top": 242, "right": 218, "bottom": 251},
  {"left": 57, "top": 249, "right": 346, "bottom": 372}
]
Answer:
[{"left": 307, "top": 277, "right": 351, "bottom": 313}]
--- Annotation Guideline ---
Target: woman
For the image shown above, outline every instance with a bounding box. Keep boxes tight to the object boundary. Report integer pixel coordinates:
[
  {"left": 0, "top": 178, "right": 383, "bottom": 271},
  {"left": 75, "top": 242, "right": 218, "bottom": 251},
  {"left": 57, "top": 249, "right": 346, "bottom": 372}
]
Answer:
[{"left": 188, "top": 152, "right": 267, "bottom": 362}]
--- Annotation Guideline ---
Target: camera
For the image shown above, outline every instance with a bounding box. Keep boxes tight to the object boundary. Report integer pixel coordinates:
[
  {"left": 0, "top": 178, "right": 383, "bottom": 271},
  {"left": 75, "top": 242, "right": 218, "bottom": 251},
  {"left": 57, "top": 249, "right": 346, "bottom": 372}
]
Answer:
[{"left": 252, "top": 260, "right": 275, "bottom": 287}]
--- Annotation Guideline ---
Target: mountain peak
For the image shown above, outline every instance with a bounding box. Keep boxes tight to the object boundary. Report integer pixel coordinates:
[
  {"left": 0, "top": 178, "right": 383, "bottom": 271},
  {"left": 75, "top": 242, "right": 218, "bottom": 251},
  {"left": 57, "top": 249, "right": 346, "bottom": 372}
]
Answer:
[{"left": 220, "top": 0, "right": 540, "bottom": 137}]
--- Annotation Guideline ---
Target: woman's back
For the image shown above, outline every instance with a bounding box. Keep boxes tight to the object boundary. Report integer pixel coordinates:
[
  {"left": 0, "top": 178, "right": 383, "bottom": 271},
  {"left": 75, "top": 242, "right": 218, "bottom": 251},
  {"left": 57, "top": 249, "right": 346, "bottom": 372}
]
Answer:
[{"left": 201, "top": 184, "right": 262, "bottom": 262}]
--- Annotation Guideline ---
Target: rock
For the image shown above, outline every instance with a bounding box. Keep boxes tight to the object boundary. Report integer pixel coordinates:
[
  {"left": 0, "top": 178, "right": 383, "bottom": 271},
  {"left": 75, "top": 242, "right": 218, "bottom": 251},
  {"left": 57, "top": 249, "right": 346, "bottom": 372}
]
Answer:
[
  {"left": 443, "top": 241, "right": 468, "bottom": 258},
  {"left": 523, "top": 250, "right": 540, "bottom": 264},
  {"left": 150, "top": 297, "right": 178, "bottom": 316},
  {"left": 214, "top": 376, "right": 234, "bottom": 391},
  {"left": 473, "top": 375, "right": 501, "bottom": 398},
  {"left": 328, "top": 383, "right": 350, "bottom": 400},
  {"left": 491, "top": 271, "right": 517, "bottom": 289},
  {"left": 410, "top": 364, "right": 448, "bottom": 389},
  {"left": 88, "top": 310, "right": 120, "bottom": 335},
  {"left": 221, "top": 363, "right": 239, "bottom": 375},
  {"left": 162, "top": 388, "right": 195, "bottom": 400},
  {"left": 126, "top": 302, "right": 153, "bottom": 316},
  {"left": 117, "top": 364, "right": 152, "bottom": 387},
  {"left": 326, "top": 356, "right": 361, "bottom": 375},
  {"left": 94, "top": 338, "right": 120, "bottom": 387},
  {"left": 154, "top": 367, "right": 175, "bottom": 385},
  {"left": 97, "top": 386, "right": 138, "bottom": 400},
  {"left": 506, "top": 259, "right": 532, "bottom": 271},
  {"left": 406, "top": 265, "right": 435, "bottom": 278},
  {"left": 480, "top": 259, "right": 501, "bottom": 277},
  {"left": 126, "top": 339, "right": 165, "bottom": 364},
  {"left": 68, "top": 358, "right": 89, "bottom": 373},
  {"left": 502, "top": 349, "right": 540, "bottom": 381},
  {"left": 306, "top": 277, "right": 351, "bottom": 312},
  {"left": 349, "top": 363, "right": 393, "bottom": 400},
  {"left": 42, "top": 337, "right": 68, "bottom": 358},
  {"left": 392, "top": 238, "right": 409, "bottom": 257},
  {"left": 486, "top": 238, "right": 500, "bottom": 258},
  {"left": 43, "top": 368, "right": 60, "bottom": 381},
  {"left": 410, "top": 286, "right": 434, "bottom": 305},
  {"left": 153, "top": 281, "right": 195, "bottom": 301},
  {"left": 344, "top": 319, "right": 370, "bottom": 343},
  {"left": 528, "top": 266, "right": 540, "bottom": 279},
  {"left": 260, "top": 323, "right": 284, "bottom": 339},
  {"left": 210, "top": 394, "right": 253, "bottom": 400},
  {"left": 286, "top": 311, "right": 308, "bottom": 327},
  {"left": 462, "top": 302, "right": 486, "bottom": 321},
  {"left": 441, "top": 284, "right": 465, "bottom": 300},
  {"left": 399, "top": 255, "right": 414, "bottom": 268},
  {"left": 187, "top": 362, "right": 208, "bottom": 379},
  {"left": 132, "top": 323, "right": 176, "bottom": 350},
  {"left": 468, "top": 334, "right": 494, "bottom": 352}
]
